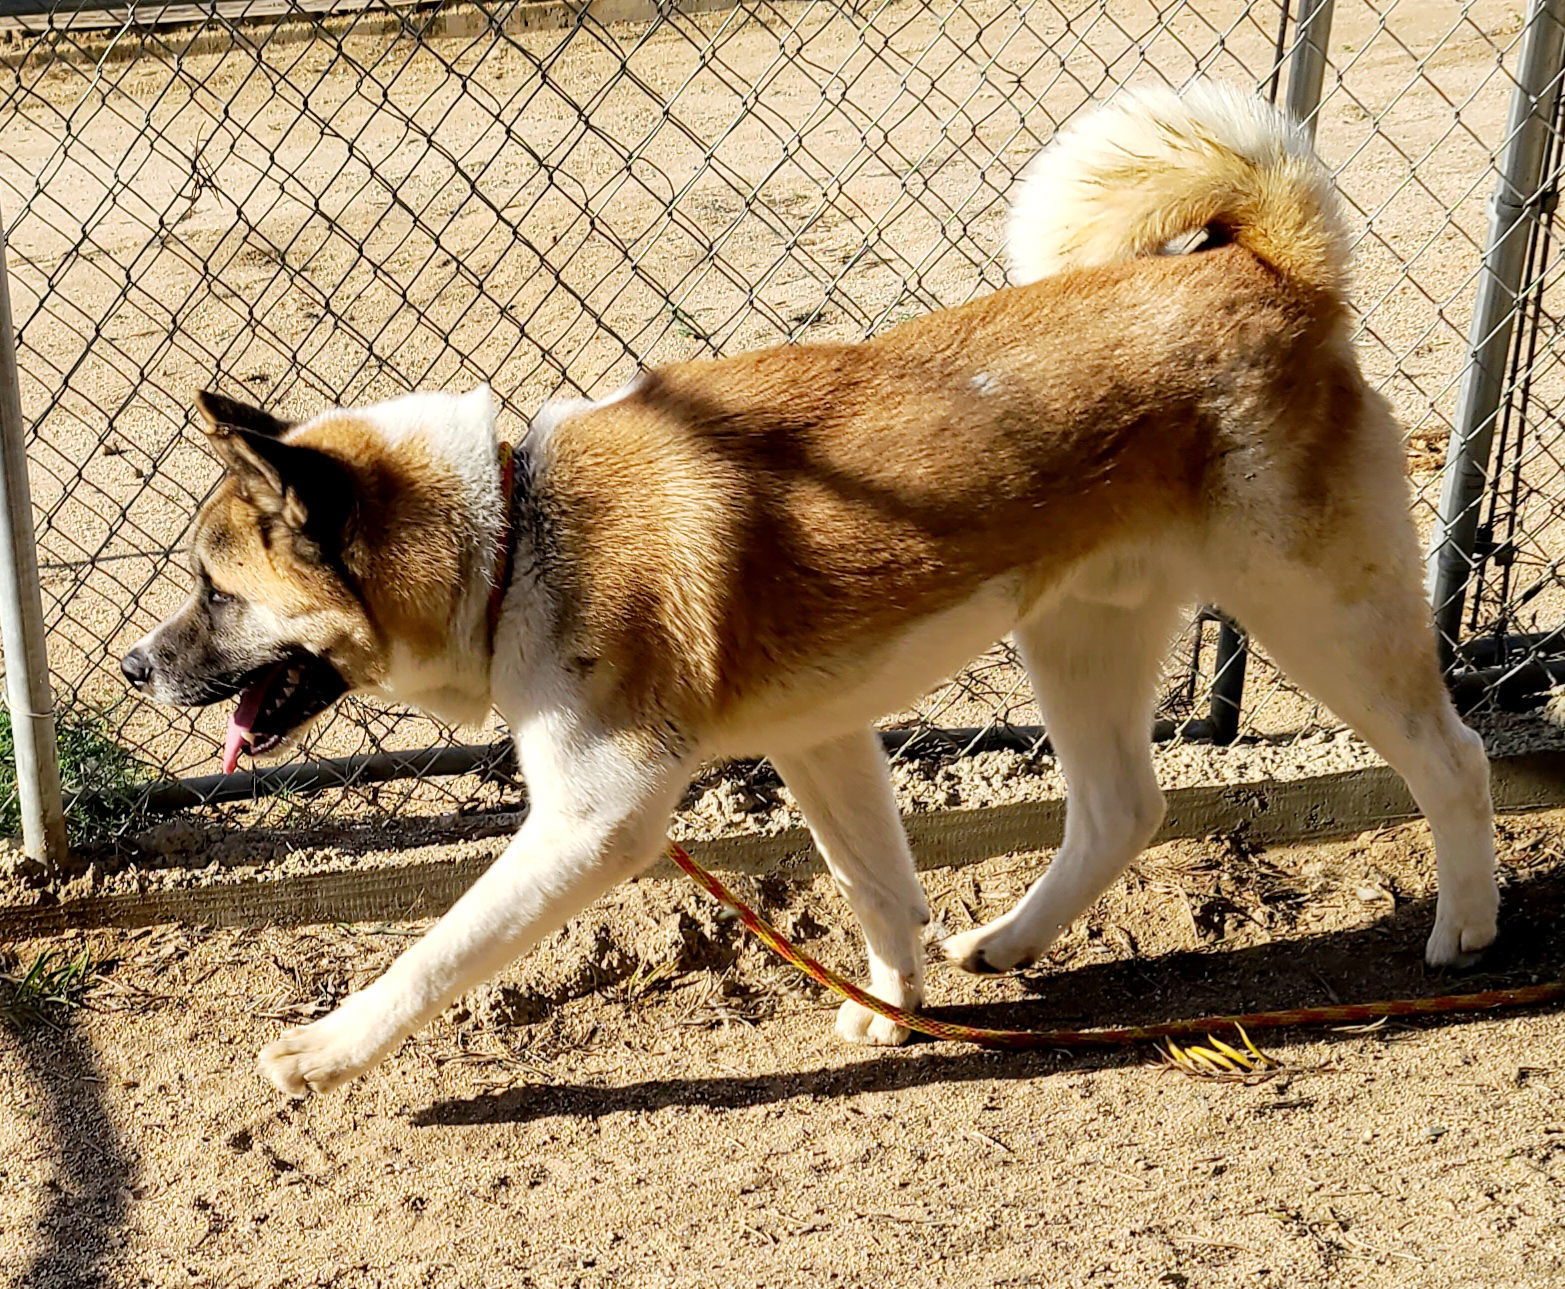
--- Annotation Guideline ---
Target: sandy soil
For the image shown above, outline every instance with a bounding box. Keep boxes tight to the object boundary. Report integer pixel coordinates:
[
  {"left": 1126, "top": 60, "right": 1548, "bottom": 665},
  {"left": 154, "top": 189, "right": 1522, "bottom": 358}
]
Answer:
[
  {"left": 5, "top": 808, "right": 1565, "bottom": 1288},
  {"left": 2, "top": 0, "right": 1560, "bottom": 830}
]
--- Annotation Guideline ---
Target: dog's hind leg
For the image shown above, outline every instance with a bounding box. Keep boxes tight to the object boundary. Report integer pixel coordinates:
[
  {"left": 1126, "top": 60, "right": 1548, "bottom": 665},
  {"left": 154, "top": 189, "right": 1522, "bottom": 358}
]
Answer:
[
  {"left": 944, "top": 596, "right": 1181, "bottom": 974},
  {"left": 1209, "top": 547, "right": 1497, "bottom": 967},
  {"left": 258, "top": 736, "right": 692, "bottom": 1094},
  {"left": 771, "top": 728, "right": 931, "bottom": 1045}
]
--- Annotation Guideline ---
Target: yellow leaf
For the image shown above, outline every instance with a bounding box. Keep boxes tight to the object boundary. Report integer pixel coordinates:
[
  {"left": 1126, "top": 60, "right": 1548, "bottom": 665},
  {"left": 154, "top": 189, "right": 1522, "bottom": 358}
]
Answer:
[{"left": 1207, "top": 1035, "right": 1258, "bottom": 1069}]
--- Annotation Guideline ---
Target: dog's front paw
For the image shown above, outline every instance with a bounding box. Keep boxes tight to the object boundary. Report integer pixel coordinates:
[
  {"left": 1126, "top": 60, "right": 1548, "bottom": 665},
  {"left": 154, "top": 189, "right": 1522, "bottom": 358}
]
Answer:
[
  {"left": 258, "top": 997, "right": 396, "bottom": 1096},
  {"left": 835, "top": 998, "right": 912, "bottom": 1046}
]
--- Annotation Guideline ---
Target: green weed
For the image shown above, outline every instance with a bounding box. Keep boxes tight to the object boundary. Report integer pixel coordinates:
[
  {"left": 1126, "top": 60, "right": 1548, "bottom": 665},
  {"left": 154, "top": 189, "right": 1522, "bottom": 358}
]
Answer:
[{"left": 0, "top": 703, "right": 151, "bottom": 843}]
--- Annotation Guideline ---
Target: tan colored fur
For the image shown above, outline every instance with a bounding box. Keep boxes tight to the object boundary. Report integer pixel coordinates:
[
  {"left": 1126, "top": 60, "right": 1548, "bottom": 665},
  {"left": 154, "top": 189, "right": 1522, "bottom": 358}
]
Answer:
[
  {"left": 292, "top": 417, "right": 475, "bottom": 667},
  {"left": 542, "top": 243, "right": 1343, "bottom": 735},
  {"left": 190, "top": 416, "right": 477, "bottom": 689}
]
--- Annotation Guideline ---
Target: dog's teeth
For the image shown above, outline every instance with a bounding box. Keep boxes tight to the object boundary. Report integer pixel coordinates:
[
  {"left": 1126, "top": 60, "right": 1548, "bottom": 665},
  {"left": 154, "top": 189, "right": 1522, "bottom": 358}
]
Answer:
[{"left": 273, "top": 667, "right": 302, "bottom": 704}]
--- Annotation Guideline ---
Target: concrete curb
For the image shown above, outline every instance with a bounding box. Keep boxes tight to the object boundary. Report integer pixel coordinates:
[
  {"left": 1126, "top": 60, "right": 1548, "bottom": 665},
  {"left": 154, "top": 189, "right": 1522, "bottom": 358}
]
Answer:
[{"left": 4, "top": 751, "right": 1564, "bottom": 937}]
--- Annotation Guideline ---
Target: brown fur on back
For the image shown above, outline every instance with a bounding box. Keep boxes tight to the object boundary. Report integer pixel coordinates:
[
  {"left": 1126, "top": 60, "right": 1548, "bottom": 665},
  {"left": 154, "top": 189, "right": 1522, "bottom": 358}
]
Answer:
[{"left": 539, "top": 244, "right": 1348, "bottom": 730}]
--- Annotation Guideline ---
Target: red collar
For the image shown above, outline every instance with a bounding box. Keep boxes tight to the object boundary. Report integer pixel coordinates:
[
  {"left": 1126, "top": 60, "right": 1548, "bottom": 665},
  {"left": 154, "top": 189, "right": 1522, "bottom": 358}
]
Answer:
[{"left": 487, "top": 441, "right": 517, "bottom": 644}]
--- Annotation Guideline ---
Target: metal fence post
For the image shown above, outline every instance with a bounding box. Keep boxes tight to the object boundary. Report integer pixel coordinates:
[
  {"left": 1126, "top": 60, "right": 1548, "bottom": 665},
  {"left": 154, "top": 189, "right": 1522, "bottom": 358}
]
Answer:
[
  {"left": 1426, "top": 0, "right": 1565, "bottom": 670},
  {"left": 1208, "top": 0, "right": 1336, "bottom": 744},
  {"left": 1283, "top": 0, "right": 1335, "bottom": 133},
  {"left": 0, "top": 203, "right": 68, "bottom": 869}
]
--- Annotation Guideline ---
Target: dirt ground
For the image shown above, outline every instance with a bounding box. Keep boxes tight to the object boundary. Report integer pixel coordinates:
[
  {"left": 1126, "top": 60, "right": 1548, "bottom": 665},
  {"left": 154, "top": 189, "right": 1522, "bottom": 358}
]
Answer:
[{"left": 5, "top": 807, "right": 1565, "bottom": 1288}]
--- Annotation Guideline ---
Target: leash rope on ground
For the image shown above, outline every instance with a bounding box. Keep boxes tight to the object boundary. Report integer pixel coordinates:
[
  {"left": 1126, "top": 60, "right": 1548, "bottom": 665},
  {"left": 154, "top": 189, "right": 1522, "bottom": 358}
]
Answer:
[{"left": 666, "top": 841, "right": 1565, "bottom": 1047}]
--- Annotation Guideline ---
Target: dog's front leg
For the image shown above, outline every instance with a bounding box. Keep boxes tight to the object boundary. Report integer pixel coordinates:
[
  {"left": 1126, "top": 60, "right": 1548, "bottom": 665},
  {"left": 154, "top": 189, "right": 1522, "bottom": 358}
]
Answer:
[
  {"left": 258, "top": 744, "right": 686, "bottom": 1095},
  {"left": 771, "top": 729, "right": 930, "bottom": 1046}
]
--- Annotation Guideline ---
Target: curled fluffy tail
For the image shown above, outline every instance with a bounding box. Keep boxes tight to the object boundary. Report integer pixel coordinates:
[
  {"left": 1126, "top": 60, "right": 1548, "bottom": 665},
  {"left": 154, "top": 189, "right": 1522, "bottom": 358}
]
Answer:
[{"left": 1006, "top": 81, "right": 1347, "bottom": 298}]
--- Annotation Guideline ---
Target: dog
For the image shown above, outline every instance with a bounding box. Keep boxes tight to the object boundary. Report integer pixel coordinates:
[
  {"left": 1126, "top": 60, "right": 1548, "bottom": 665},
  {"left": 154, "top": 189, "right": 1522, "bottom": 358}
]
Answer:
[{"left": 122, "top": 82, "right": 1499, "bottom": 1095}]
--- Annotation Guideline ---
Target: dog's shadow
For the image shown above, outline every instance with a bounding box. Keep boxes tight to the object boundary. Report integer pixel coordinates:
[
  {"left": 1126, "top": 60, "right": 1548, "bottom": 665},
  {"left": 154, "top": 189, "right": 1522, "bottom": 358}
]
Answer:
[{"left": 415, "top": 858, "right": 1565, "bottom": 1128}]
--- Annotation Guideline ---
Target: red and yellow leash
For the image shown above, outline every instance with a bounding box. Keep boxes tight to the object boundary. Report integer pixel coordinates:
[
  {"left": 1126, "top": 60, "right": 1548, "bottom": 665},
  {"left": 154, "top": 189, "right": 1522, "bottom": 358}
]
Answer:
[{"left": 666, "top": 841, "right": 1565, "bottom": 1048}]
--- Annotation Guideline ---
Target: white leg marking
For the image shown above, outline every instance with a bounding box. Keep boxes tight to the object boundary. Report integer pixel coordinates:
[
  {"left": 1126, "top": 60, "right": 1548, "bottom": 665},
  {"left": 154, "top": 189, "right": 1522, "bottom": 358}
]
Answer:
[
  {"left": 943, "top": 597, "right": 1177, "bottom": 974},
  {"left": 258, "top": 739, "right": 688, "bottom": 1094},
  {"left": 772, "top": 728, "right": 931, "bottom": 1046},
  {"left": 1214, "top": 557, "right": 1498, "bottom": 968}
]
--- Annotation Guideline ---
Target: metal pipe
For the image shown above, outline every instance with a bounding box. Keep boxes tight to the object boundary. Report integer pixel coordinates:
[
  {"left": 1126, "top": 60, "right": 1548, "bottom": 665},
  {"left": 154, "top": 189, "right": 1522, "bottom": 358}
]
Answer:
[
  {"left": 1283, "top": 0, "right": 1335, "bottom": 138},
  {"left": 1427, "top": 0, "right": 1565, "bottom": 667},
  {"left": 117, "top": 716, "right": 1226, "bottom": 818},
  {"left": 1207, "top": 615, "right": 1250, "bottom": 746},
  {"left": 0, "top": 202, "right": 67, "bottom": 868},
  {"left": 1450, "top": 658, "right": 1565, "bottom": 713},
  {"left": 1457, "top": 625, "right": 1565, "bottom": 667},
  {"left": 138, "top": 741, "right": 517, "bottom": 812},
  {"left": 1207, "top": 0, "right": 1338, "bottom": 743}
]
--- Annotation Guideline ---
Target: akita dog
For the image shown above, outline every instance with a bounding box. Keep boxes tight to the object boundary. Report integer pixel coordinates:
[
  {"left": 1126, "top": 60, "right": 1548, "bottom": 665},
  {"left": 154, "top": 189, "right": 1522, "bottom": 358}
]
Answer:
[{"left": 122, "top": 83, "right": 1498, "bottom": 1095}]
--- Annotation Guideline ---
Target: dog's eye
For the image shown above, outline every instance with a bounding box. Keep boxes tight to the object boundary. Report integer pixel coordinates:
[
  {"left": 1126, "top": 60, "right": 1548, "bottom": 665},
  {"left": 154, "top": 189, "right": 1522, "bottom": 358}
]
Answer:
[{"left": 206, "top": 586, "right": 233, "bottom": 608}]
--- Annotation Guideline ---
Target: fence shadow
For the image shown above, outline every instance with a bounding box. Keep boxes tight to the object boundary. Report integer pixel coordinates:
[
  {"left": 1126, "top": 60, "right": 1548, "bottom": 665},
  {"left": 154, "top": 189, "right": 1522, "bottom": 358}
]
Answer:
[
  {"left": 415, "top": 857, "right": 1565, "bottom": 1128},
  {"left": 11, "top": 1021, "right": 135, "bottom": 1289}
]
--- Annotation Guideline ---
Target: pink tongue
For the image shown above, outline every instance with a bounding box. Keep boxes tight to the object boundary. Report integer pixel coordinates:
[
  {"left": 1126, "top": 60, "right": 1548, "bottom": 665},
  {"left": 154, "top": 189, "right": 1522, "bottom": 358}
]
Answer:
[{"left": 222, "top": 664, "right": 283, "bottom": 774}]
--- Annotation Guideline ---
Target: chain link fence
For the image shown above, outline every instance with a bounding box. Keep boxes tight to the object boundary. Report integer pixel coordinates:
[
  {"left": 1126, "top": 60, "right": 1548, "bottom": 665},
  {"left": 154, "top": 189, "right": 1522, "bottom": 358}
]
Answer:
[{"left": 0, "top": 0, "right": 1561, "bottom": 851}]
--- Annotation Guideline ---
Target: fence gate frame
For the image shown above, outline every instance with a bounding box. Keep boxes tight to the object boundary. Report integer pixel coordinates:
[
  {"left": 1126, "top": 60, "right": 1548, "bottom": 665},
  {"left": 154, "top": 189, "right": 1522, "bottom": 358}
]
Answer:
[
  {"left": 0, "top": 196, "right": 66, "bottom": 869},
  {"left": 1426, "top": 0, "right": 1565, "bottom": 678}
]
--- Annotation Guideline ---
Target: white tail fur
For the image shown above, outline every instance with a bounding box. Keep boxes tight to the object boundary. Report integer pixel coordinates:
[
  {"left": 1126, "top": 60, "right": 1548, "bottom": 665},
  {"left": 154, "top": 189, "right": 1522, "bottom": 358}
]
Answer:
[{"left": 1006, "top": 81, "right": 1348, "bottom": 297}]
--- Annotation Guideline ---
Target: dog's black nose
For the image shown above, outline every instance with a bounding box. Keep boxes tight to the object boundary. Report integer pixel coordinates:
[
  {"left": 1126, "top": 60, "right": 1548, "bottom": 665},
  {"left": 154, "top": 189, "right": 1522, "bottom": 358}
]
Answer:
[{"left": 120, "top": 647, "right": 153, "bottom": 691}]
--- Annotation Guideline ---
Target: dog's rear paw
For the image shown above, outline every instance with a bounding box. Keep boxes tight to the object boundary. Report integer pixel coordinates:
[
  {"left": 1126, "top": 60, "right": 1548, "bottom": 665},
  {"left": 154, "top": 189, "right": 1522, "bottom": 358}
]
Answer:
[
  {"left": 1425, "top": 884, "right": 1499, "bottom": 969},
  {"left": 941, "top": 923, "right": 1033, "bottom": 975},
  {"left": 835, "top": 999, "right": 912, "bottom": 1046},
  {"left": 257, "top": 1000, "right": 393, "bottom": 1096},
  {"left": 1424, "top": 915, "right": 1497, "bottom": 970}
]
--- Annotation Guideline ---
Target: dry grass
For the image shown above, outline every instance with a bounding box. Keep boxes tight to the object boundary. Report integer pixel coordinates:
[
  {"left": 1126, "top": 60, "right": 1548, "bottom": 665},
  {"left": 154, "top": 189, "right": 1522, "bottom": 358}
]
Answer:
[{"left": 0, "top": 946, "right": 99, "bottom": 1029}]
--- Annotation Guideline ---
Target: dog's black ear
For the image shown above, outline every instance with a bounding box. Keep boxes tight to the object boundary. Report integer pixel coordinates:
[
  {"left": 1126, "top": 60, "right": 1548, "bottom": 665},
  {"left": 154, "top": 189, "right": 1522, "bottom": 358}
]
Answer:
[
  {"left": 195, "top": 390, "right": 294, "bottom": 440},
  {"left": 204, "top": 423, "right": 354, "bottom": 557},
  {"left": 196, "top": 392, "right": 352, "bottom": 554}
]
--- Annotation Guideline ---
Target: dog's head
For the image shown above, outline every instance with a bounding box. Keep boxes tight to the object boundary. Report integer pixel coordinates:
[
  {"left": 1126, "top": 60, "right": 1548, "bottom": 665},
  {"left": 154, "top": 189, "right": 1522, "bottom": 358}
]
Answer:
[{"left": 123, "top": 388, "right": 494, "bottom": 771}]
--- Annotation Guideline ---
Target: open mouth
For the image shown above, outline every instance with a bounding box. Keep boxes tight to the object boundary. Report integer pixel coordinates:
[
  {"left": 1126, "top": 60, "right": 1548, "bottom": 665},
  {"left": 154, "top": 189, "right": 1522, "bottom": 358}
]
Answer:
[{"left": 221, "top": 651, "right": 348, "bottom": 774}]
